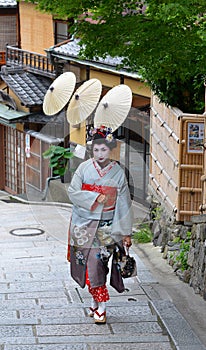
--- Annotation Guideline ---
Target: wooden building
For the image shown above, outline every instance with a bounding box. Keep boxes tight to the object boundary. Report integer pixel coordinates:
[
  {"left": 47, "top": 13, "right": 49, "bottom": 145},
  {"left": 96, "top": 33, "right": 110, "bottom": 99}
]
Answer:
[
  {"left": 0, "top": 1, "right": 75, "bottom": 197},
  {"left": 0, "top": 1, "right": 151, "bottom": 204},
  {"left": 0, "top": 0, "right": 19, "bottom": 66},
  {"left": 0, "top": 0, "right": 205, "bottom": 221}
]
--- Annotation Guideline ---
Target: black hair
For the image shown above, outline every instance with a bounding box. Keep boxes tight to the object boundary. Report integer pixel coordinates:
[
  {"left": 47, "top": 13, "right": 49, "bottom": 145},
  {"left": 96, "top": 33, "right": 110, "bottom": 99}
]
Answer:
[{"left": 92, "top": 134, "right": 117, "bottom": 150}]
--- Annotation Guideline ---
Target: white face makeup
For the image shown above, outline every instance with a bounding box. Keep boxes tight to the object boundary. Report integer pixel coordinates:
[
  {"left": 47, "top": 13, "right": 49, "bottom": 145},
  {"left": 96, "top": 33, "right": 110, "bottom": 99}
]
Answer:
[{"left": 93, "top": 143, "right": 111, "bottom": 166}]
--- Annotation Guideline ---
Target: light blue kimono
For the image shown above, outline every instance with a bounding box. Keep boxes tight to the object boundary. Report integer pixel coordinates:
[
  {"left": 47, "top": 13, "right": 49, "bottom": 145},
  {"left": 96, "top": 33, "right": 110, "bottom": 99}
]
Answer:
[{"left": 68, "top": 158, "right": 133, "bottom": 289}]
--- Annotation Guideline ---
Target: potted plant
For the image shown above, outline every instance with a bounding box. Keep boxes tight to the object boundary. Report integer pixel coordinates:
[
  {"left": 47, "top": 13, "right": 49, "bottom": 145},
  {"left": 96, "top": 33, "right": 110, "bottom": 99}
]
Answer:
[{"left": 42, "top": 145, "right": 74, "bottom": 180}]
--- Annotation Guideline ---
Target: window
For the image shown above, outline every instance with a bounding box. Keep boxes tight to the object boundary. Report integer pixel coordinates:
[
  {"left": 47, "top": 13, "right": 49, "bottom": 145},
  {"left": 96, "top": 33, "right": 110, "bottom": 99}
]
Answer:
[{"left": 53, "top": 19, "right": 73, "bottom": 44}]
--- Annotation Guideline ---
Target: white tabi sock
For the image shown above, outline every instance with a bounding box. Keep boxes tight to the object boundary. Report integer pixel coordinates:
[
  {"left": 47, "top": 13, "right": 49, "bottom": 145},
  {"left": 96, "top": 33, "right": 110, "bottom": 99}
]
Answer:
[
  {"left": 97, "top": 301, "right": 106, "bottom": 314},
  {"left": 91, "top": 298, "right": 98, "bottom": 310}
]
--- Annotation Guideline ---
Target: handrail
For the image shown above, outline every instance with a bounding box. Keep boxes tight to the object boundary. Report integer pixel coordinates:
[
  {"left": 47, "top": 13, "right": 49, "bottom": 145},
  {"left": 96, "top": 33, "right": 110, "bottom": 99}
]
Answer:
[{"left": 5, "top": 45, "right": 56, "bottom": 77}]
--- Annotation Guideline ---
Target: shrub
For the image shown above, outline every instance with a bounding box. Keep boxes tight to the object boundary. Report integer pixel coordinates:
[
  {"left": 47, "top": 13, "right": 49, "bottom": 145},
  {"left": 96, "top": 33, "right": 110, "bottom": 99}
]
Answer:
[
  {"left": 42, "top": 145, "right": 74, "bottom": 176},
  {"left": 170, "top": 231, "right": 191, "bottom": 271},
  {"left": 133, "top": 223, "right": 153, "bottom": 244}
]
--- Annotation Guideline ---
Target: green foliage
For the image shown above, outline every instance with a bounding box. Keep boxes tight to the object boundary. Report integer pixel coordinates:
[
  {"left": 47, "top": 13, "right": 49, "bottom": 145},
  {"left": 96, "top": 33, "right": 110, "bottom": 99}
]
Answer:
[
  {"left": 133, "top": 223, "right": 153, "bottom": 244},
  {"left": 171, "top": 231, "right": 191, "bottom": 271},
  {"left": 28, "top": 0, "right": 206, "bottom": 112},
  {"left": 42, "top": 145, "right": 74, "bottom": 176},
  {"left": 173, "top": 236, "right": 181, "bottom": 243},
  {"left": 151, "top": 206, "right": 162, "bottom": 220},
  {"left": 176, "top": 241, "right": 190, "bottom": 271},
  {"left": 169, "top": 251, "right": 174, "bottom": 260}
]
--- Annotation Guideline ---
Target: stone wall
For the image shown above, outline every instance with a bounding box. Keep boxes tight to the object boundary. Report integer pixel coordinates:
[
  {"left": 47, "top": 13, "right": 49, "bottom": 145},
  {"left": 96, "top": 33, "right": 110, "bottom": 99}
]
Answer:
[
  {"left": 151, "top": 202, "right": 206, "bottom": 301},
  {"left": 189, "top": 215, "right": 206, "bottom": 299}
]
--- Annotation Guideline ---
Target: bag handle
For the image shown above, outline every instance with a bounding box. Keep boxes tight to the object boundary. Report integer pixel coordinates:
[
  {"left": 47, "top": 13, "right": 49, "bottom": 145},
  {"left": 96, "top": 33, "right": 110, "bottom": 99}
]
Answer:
[{"left": 123, "top": 245, "right": 130, "bottom": 256}]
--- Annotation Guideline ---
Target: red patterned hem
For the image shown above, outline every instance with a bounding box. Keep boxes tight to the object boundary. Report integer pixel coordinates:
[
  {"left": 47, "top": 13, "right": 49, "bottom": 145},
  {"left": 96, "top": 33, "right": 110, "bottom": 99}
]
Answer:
[{"left": 86, "top": 269, "right": 110, "bottom": 302}]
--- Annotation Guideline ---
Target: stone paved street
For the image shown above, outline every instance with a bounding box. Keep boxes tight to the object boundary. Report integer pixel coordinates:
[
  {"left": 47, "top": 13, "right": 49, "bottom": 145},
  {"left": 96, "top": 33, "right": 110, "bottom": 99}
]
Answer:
[{"left": 0, "top": 191, "right": 205, "bottom": 349}]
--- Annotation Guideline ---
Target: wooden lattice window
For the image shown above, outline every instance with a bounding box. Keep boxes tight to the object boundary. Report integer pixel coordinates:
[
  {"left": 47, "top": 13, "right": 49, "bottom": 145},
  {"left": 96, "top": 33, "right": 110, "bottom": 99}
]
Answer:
[
  {"left": 0, "top": 15, "right": 17, "bottom": 51},
  {"left": 4, "top": 126, "right": 25, "bottom": 194}
]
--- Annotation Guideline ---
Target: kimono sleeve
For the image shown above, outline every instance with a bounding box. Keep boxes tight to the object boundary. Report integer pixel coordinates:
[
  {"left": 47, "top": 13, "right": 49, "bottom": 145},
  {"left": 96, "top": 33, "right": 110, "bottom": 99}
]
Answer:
[
  {"left": 68, "top": 164, "right": 100, "bottom": 210},
  {"left": 111, "top": 173, "right": 134, "bottom": 240}
]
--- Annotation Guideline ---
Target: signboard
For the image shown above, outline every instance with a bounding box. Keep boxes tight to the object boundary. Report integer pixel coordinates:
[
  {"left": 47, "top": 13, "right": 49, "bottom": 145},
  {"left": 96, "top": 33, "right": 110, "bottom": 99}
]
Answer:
[
  {"left": 25, "top": 134, "right": 31, "bottom": 158},
  {"left": 187, "top": 122, "right": 204, "bottom": 154}
]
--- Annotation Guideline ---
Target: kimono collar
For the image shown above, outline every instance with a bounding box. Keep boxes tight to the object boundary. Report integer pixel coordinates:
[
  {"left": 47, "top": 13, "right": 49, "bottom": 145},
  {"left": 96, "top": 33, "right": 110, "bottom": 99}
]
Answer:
[{"left": 92, "top": 159, "right": 116, "bottom": 177}]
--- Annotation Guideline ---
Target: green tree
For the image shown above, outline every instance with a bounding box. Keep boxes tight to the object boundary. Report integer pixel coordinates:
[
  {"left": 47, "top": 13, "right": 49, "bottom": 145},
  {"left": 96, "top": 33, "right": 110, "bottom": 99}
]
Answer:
[{"left": 28, "top": 0, "right": 206, "bottom": 112}]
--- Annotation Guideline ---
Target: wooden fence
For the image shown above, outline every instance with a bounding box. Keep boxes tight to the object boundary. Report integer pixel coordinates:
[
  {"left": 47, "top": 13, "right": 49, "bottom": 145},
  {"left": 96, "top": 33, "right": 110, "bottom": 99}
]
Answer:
[{"left": 150, "top": 94, "right": 204, "bottom": 222}]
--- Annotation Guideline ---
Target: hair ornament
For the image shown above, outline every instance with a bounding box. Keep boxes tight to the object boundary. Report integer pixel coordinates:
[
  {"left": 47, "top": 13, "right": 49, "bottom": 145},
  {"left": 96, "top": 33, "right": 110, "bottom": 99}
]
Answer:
[{"left": 88, "top": 125, "right": 114, "bottom": 142}]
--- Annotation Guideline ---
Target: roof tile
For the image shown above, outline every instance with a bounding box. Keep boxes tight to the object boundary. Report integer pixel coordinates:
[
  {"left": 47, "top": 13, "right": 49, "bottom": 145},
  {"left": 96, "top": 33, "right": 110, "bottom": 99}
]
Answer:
[
  {"left": 0, "top": 67, "right": 52, "bottom": 107},
  {"left": 0, "top": 0, "right": 16, "bottom": 7},
  {"left": 53, "top": 38, "right": 124, "bottom": 67}
]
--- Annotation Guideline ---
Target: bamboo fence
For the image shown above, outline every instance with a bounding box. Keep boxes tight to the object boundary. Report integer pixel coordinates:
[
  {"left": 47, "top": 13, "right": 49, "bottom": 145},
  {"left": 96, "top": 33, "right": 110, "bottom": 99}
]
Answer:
[{"left": 150, "top": 94, "right": 205, "bottom": 222}]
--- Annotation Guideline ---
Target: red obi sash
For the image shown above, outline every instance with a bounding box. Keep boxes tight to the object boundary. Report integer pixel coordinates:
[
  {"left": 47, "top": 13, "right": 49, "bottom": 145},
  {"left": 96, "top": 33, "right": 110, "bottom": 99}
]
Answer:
[{"left": 82, "top": 183, "right": 117, "bottom": 211}]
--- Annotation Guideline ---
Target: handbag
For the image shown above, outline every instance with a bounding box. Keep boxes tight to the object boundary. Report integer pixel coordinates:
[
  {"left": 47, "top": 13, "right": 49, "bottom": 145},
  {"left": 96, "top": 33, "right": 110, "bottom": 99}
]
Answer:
[
  {"left": 110, "top": 255, "right": 125, "bottom": 293},
  {"left": 116, "top": 245, "right": 137, "bottom": 279}
]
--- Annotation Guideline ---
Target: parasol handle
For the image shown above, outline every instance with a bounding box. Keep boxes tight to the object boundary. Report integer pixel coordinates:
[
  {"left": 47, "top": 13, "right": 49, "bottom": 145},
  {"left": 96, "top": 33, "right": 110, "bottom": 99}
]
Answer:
[{"left": 103, "top": 102, "right": 108, "bottom": 108}]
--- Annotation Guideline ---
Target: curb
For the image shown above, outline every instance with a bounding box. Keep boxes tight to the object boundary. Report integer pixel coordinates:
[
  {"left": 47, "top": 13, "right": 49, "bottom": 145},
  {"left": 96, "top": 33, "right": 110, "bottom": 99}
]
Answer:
[
  {"left": 9, "top": 195, "right": 73, "bottom": 209},
  {"left": 150, "top": 300, "right": 206, "bottom": 350}
]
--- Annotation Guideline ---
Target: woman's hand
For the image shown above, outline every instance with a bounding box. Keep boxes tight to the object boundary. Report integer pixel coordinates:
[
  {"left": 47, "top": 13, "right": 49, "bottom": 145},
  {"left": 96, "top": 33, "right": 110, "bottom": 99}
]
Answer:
[
  {"left": 97, "top": 194, "right": 107, "bottom": 204},
  {"left": 123, "top": 235, "right": 132, "bottom": 248}
]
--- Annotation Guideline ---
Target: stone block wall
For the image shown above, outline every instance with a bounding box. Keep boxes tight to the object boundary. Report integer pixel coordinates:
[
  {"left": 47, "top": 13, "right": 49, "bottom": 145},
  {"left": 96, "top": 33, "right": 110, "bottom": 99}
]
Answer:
[
  {"left": 151, "top": 201, "right": 206, "bottom": 301},
  {"left": 189, "top": 216, "right": 206, "bottom": 299}
]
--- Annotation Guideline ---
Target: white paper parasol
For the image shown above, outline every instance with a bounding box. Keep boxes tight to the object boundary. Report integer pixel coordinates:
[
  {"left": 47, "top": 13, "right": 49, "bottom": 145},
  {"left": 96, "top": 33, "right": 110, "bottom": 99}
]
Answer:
[
  {"left": 43, "top": 72, "right": 76, "bottom": 115},
  {"left": 66, "top": 78, "right": 102, "bottom": 125},
  {"left": 94, "top": 84, "right": 132, "bottom": 132}
]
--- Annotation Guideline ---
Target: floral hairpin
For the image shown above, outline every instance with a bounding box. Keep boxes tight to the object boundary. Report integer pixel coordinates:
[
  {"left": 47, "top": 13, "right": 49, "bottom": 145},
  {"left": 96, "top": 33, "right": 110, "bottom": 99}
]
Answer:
[{"left": 89, "top": 125, "right": 114, "bottom": 142}]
